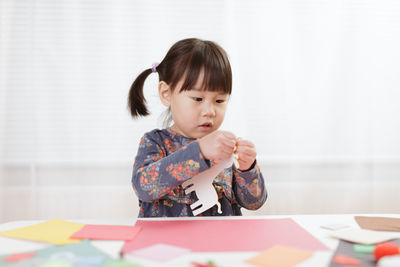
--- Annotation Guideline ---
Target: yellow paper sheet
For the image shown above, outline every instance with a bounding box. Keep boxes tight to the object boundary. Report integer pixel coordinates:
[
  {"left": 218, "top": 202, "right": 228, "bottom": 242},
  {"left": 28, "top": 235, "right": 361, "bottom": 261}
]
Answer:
[
  {"left": 246, "top": 245, "right": 314, "bottom": 267},
  {"left": 0, "top": 219, "right": 85, "bottom": 245}
]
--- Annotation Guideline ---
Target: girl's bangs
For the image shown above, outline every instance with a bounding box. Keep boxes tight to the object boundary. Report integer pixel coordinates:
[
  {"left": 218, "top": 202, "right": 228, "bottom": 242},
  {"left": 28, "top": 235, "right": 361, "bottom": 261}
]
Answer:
[{"left": 178, "top": 47, "right": 232, "bottom": 94}]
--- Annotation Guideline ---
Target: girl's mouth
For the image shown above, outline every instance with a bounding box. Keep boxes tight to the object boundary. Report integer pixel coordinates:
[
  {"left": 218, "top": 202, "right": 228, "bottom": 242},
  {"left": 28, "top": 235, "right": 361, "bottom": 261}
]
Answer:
[{"left": 199, "top": 122, "right": 213, "bottom": 129}]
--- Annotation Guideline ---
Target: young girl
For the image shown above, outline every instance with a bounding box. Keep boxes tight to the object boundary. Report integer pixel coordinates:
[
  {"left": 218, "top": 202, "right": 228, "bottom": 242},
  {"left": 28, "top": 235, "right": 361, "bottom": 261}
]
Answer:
[{"left": 128, "top": 38, "right": 267, "bottom": 217}]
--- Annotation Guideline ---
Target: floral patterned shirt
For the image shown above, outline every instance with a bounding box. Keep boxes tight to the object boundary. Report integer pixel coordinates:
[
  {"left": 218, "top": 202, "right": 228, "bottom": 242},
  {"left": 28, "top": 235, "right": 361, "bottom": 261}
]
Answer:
[{"left": 131, "top": 128, "right": 267, "bottom": 217}]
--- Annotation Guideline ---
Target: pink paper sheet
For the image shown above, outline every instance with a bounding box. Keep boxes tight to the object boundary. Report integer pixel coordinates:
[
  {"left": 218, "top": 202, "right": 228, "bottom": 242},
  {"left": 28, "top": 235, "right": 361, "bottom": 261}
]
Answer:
[
  {"left": 70, "top": 225, "right": 141, "bottom": 241},
  {"left": 121, "top": 218, "right": 329, "bottom": 253}
]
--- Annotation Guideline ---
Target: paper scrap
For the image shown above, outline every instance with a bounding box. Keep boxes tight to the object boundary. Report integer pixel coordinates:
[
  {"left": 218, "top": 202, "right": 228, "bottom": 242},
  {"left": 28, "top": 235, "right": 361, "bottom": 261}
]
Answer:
[
  {"left": 330, "top": 228, "right": 397, "bottom": 245},
  {"left": 121, "top": 218, "right": 329, "bottom": 253},
  {"left": 129, "top": 243, "right": 191, "bottom": 262},
  {"left": 70, "top": 225, "right": 141, "bottom": 241},
  {"left": 332, "top": 254, "right": 361, "bottom": 265},
  {"left": 355, "top": 216, "right": 400, "bottom": 232},
  {"left": 320, "top": 223, "right": 350, "bottom": 231},
  {"left": 2, "top": 252, "right": 36, "bottom": 262},
  {"left": 0, "top": 219, "right": 84, "bottom": 245},
  {"left": 353, "top": 244, "right": 375, "bottom": 254},
  {"left": 245, "top": 245, "right": 314, "bottom": 267}
]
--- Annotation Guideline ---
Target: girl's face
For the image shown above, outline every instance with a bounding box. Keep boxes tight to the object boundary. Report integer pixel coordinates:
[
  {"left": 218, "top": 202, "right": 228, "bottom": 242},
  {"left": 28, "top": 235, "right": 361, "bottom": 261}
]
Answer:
[{"left": 163, "top": 71, "right": 230, "bottom": 139}]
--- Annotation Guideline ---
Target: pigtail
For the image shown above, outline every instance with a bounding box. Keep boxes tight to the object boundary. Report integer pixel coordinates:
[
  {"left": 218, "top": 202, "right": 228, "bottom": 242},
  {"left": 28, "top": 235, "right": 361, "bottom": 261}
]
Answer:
[{"left": 128, "top": 68, "right": 153, "bottom": 118}]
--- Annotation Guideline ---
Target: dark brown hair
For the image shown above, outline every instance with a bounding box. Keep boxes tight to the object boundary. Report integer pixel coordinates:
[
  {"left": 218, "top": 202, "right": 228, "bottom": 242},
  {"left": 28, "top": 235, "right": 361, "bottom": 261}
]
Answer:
[{"left": 128, "top": 38, "right": 232, "bottom": 118}]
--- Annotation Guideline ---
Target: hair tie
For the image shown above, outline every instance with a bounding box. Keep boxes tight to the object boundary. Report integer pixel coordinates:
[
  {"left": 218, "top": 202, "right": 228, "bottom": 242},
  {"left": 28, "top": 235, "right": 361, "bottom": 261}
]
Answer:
[{"left": 151, "top": 62, "right": 159, "bottom": 73}]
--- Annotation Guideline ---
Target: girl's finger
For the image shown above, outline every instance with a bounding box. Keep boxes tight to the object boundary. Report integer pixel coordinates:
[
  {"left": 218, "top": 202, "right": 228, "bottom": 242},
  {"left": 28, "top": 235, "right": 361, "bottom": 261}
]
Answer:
[
  {"left": 221, "top": 138, "right": 236, "bottom": 150},
  {"left": 237, "top": 147, "right": 257, "bottom": 157},
  {"left": 221, "top": 131, "right": 236, "bottom": 141},
  {"left": 238, "top": 153, "right": 254, "bottom": 163},
  {"left": 237, "top": 139, "right": 255, "bottom": 148}
]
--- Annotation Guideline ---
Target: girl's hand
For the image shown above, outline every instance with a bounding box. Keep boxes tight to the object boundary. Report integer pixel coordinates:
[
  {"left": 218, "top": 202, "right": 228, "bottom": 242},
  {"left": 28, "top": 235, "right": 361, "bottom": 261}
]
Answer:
[
  {"left": 197, "top": 131, "right": 236, "bottom": 161},
  {"left": 236, "top": 139, "right": 257, "bottom": 171}
]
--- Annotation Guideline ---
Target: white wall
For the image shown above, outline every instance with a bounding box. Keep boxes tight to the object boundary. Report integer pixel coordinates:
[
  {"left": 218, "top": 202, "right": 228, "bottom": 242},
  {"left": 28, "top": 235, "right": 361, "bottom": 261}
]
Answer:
[{"left": 1, "top": 0, "right": 400, "bottom": 222}]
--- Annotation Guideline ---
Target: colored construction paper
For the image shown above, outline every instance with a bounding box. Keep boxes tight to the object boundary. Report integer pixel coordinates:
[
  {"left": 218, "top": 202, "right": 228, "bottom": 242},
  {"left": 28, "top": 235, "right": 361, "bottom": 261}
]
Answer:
[
  {"left": 332, "top": 254, "right": 361, "bottom": 265},
  {"left": 121, "top": 218, "right": 329, "bottom": 253},
  {"left": 70, "top": 225, "right": 141, "bottom": 241},
  {"left": 0, "top": 219, "right": 84, "bottom": 245},
  {"left": 245, "top": 245, "right": 314, "bottom": 267},
  {"left": 353, "top": 244, "right": 375, "bottom": 253},
  {"left": 355, "top": 216, "right": 400, "bottom": 232},
  {"left": 129, "top": 243, "right": 191, "bottom": 262},
  {"left": 2, "top": 252, "right": 36, "bottom": 262},
  {"left": 330, "top": 228, "right": 397, "bottom": 245}
]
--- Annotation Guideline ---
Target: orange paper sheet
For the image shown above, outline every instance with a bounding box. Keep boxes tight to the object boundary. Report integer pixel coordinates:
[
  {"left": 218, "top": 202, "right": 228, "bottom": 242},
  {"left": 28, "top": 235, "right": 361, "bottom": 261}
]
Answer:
[{"left": 245, "top": 245, "right": 314, "bottom": 267}]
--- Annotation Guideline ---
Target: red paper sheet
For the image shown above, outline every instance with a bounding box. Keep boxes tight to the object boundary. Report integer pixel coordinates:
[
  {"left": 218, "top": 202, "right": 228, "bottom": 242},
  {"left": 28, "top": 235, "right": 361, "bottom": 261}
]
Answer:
[
  {"left": 121, "top": 218, "right": 329, "bottom": 253},
  {"left": 70, "top": 225, "right": 141, "bottom": 241}
]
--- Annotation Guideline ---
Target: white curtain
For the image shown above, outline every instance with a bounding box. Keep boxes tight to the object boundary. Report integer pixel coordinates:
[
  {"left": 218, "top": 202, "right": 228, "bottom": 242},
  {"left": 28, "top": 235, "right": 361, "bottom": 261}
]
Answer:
[{"left": 1, "top": 0, "right": 400, "bottom": 221}]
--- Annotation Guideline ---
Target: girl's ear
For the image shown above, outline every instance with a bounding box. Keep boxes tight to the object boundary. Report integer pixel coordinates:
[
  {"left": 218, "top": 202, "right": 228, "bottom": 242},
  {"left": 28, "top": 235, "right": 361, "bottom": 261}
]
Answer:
[{"left": 158, "top": 81, "right": 171, "bottom": 107}]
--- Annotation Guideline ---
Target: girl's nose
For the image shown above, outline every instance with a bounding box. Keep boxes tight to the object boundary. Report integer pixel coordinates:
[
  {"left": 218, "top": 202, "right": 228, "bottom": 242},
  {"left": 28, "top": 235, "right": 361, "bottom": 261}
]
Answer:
[{"left": 202, "top": 102, "right": 216, "bottom": 117}]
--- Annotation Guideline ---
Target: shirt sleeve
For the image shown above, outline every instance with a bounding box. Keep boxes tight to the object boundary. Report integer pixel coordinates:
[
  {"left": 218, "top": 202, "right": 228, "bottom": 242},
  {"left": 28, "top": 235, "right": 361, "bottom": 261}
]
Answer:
[
  {"left": 232, "top": 161, "right": 267, "bottom": 210},
  {"left": 132, "top": 133, "right": 209, "bottom": 202}
]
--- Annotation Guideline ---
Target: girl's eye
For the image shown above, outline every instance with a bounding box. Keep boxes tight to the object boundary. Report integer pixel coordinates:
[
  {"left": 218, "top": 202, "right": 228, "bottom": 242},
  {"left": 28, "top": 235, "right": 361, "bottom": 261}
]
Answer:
[
  {"left": 216, "top": 99, "right": 225, "bottom": 103},
  {"left": 192, "top": 97, "right": 203, "bottom": 102}
]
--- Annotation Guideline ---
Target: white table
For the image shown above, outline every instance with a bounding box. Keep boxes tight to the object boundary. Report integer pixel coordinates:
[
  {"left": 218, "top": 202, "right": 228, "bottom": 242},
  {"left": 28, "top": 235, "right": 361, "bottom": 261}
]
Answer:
[{"left": 1, "top": 214, "right": 399, "bottom": 267}]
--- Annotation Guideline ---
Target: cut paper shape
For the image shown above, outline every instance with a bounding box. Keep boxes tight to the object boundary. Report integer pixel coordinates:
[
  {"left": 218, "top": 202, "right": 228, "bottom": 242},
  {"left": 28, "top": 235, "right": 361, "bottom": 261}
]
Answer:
[
  {"left": 129, "top": 243, "right": 190, "bottom": 262},
  {"left": 355, "top": 216, "right": 400, "bottom": 232},
  {"left": 70, "top": 225, "right": 141, "bottom": 241},
  {"left": 330, "top": 228, "right": 397, "bottom": 245},
  {"left": 182, "top": 157, "right": 232, "bottom": 216},
  {"left": 121, "top": 218, "right": 329, "bottom": 254},
  {"left": 353, "top": 244, "right": 375, "bottom": 254},
  {"left": 245, "top": 245, "right": 314, "bottom": 267},
  {"left": 0, "top": 219, "right": 84, "bottom": 245},
  {"left": 332, "top": 254, "right": 361, "bottom": 265},
  {"left": 2, "top": 252, "right": 36, "bottom": 262}
]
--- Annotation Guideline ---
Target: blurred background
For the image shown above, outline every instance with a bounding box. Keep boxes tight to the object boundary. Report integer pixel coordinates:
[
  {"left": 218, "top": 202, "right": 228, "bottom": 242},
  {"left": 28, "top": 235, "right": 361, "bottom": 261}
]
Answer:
[{"left": 1, "top": 0, "right": 399, "bottom": 222}]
